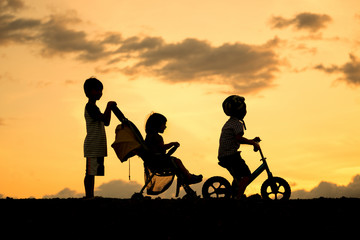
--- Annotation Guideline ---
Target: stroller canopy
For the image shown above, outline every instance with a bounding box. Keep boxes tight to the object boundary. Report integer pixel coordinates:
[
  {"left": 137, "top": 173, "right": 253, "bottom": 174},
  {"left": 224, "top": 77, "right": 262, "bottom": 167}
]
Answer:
[
  {"left": 111, "top": 107, "right": 175, "bottom": 196},
  {"left": 111, "top": 123, "right": 142, "bottom": 162}
]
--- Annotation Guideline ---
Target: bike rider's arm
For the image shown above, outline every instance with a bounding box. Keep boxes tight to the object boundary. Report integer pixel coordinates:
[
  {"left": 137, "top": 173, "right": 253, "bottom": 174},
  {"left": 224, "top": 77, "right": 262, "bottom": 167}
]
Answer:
[{"left": 236, "top": 135, "right": 260, "bottom": 150}]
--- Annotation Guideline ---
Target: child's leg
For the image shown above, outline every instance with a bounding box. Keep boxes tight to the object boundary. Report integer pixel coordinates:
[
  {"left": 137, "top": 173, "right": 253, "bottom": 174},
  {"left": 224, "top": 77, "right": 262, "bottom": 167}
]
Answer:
[
  {"left": 171, "top": 157, "right": 202, "bottom": 184},
  {"left": 224, "top": 153, "right": 251, "bottom": 199},
  {"left": 172, "top": 158, "right": 191, "bottom": 179},
  {"left": 84, "top": 175, "right": 95, "bottom": 198},
  {"left": 235, "top": 176, "right": 250, "bottom": 199},
  {"left": 84, "top": 157, "right": 104, "bottom": 198}
]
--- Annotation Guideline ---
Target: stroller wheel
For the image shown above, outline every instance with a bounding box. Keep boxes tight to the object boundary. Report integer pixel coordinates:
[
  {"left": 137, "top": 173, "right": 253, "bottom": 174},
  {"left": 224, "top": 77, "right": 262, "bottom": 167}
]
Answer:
[
  {"left": 131, "top": 192, "right": 144, "bottom": 200},
  {"left": 202, "top": 176, "right": 231, "bottom": 199}
]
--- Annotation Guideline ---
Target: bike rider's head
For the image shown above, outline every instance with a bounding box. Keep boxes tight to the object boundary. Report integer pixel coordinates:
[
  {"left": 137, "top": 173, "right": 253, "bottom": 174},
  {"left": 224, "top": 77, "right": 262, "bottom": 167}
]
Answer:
[{"left": 222, "top": 95, "right": 247, "bottom": 129}]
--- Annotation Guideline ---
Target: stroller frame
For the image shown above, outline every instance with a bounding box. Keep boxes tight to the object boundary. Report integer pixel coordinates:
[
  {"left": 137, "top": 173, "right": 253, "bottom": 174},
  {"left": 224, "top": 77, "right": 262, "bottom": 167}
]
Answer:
[
  {"left": 112, "top": 106, "right": 197, "bottom": 199},
  {"left": 134, "top": 161, "right": 197, "bottom": 200}
]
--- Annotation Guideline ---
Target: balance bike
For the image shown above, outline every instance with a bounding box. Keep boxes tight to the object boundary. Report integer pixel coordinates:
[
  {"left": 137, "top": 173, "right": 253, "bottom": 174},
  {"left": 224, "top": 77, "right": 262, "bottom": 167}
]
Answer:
[{"left": 202, "top": 138, "right": 291, "bottom": 200}]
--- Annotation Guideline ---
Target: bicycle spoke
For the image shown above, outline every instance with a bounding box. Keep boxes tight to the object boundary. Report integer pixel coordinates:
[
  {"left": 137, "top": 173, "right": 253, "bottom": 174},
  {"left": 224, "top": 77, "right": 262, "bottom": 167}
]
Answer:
[
  {"left": 261, "top": 177, "right": 290, "bottom": 200},
  {"left": 203, "top": 177, "right": 232, "bottom": 199},
  {"left": 209, "top": 182, "right": 226, "bottom": 198},
  {"left": 208, "top": 189, "right": 215, "bottom": 195}
]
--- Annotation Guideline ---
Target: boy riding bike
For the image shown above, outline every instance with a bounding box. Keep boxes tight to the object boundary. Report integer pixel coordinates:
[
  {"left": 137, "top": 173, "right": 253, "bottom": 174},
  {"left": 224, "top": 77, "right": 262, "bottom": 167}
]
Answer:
[{"left": 218, "top": 95, "right": 260, "bottom": 199}]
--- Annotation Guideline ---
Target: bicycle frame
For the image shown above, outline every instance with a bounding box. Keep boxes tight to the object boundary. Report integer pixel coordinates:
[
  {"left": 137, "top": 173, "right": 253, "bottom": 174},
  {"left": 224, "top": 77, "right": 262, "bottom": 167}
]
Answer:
[
  {"left": 247, "top": 147, "right": 273, "bottom": 185},
  {"left": 202, "top": 138, "right": 291, "bottom": 200}
]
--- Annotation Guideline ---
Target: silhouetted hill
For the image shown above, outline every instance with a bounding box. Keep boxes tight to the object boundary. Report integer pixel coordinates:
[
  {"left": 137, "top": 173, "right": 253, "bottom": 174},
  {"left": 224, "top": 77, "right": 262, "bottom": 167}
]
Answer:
[{"left": 1, "top": 198, "right": 359, "bottom": 238}]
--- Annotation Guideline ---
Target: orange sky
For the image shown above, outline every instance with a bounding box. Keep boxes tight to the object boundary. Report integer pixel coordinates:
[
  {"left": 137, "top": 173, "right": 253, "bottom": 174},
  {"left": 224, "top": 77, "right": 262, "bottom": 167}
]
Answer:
[{"left": 1, "top": 0, "right": 360, "bottom": 198}]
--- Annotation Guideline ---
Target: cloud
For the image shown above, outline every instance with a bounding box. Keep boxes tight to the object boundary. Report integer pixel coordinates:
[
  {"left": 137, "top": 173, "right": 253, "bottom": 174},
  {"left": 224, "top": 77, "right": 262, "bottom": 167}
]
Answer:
[
  {"left": 44, "top": 174, "right": 360, "bottom": 199},
  {"left": 42, "top": 178, "right": 205, "bottom": 199},
  {"left": 39, "top": 13, "right": 109, "bottom": 61},
  {"left": 103, "top": 36, "right": 282, "bottom": 93},
  {"left": 43, "top": 187, "right": 83, "bottom": 199},
  {"left": 314, "top": 53, "right": 360, "bottom": 85},
  {"left": 116, "top": 36, "right": 163, "bottom": 53},
  {"left": 43, "top": 179, "right": 143, "bottom": 199},
  {"left": 270, "top": 12, "right": 332, "bottom": 32},
  {"left": 0, "top": 2, "right": 121, "bottom": 61},
  {"left": 292, "top": 174, "right": 360, "bottom": 199},
  {"left": 94, "top": 180, "right": 142, "bottom": 198},
  {"left": 38, "top": 12, "right": 125, "bottom": 62},
  {"left": 0, "top": 0, "right": 41, "bottom": 44},
  {"left": 0, "top": 0, "right": 24, "bottom": 12},
  {"left": 1, "top": 0, "right": 282, "bottom": 93}
]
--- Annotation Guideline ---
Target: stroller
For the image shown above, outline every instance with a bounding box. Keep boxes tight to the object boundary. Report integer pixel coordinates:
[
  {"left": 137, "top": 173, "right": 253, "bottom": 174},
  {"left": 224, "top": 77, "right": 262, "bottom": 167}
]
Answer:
[{"left": 111, "top": 106, "right": 198, "bottom": 199}]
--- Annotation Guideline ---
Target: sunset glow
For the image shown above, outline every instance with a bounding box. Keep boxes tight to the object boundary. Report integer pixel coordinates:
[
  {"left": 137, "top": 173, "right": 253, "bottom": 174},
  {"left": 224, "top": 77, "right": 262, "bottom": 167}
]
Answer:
[{"left": 1, "top": 0, "right": 360, "bottom": 198}]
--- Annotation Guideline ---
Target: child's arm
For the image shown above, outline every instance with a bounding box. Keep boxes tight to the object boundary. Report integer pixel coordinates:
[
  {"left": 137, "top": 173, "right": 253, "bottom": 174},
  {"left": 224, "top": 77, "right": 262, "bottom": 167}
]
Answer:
[
  {"left": 102, "top": 101, "right": 117, "bottom": 126},
  {"left": 163, "top": 142, "right": 180, "bottom": 150},
  {"left": 236, "top": 135, "right": 260, "bottom": 150},
  {"left": 87, "top": 101, "right": 116, "bottom": 126}
]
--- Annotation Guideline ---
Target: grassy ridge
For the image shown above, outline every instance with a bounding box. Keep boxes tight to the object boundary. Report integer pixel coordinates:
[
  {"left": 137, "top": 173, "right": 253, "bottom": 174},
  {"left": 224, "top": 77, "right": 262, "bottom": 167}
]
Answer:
[{"left": 1, "top": 198, "right": 359, "bottom": 238}]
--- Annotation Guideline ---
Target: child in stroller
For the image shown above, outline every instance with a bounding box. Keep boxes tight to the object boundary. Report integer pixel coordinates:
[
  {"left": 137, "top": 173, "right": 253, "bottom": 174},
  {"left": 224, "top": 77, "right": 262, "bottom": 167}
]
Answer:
[
  {"left": 111, "top": 107, "right": 202, "bottom": 199},
  {"left": 145, "top": 113, "right": 203, "bottom": 185}
]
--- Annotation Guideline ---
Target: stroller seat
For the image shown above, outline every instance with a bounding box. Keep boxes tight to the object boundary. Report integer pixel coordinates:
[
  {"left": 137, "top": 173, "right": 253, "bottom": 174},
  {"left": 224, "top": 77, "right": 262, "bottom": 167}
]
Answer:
[{"left": 111, "top": 106, "right": 197, "bottom": 199}]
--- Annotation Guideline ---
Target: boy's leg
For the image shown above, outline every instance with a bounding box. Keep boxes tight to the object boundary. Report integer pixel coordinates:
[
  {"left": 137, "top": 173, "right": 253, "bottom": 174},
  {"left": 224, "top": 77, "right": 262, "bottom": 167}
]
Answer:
[
  {"left": 84, "top": 175, "right": 95, "bottom": 198},
  {"left": 235, "top": 176, "right": 250, "bottom": 199},
  {"left": 225, "top": 153, "right": 251, "bottom": 199},
  {"left": 84, "top": 157, "right": 102, "bottom": 198}
]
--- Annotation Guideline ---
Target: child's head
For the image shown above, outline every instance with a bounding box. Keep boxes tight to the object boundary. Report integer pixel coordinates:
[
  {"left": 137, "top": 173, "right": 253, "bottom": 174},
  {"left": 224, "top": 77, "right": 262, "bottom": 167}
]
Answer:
[
  {"left": 222, "top": 95, "right": 247, "bottom": 120},
  {"left": 84, "top": 77, "right": 103, "bottom": 100},
  {"left": 145, "top": 113, "right": 167, "bottom": 134}
]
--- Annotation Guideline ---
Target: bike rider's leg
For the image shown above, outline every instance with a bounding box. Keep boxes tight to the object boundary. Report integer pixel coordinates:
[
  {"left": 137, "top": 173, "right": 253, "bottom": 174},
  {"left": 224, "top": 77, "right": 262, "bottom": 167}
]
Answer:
[{"left": 235, "top": 176, "right": 250, "bottom": 199}]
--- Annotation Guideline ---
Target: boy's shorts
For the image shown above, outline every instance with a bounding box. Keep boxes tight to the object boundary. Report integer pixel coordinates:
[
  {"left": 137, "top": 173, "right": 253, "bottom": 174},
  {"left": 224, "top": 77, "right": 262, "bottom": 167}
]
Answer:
[
  {"left": 218, "top": 152, "right": 251, "bottom": 180},
  {"left": 86, "top": 157, "right": 104, "bottom": 176}
]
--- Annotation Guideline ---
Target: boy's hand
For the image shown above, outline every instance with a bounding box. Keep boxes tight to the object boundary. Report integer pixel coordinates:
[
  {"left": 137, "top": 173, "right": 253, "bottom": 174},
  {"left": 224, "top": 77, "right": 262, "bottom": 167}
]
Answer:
[
  {"left": 170, "top": 142, "right": 180, "bottom": 148},
  {"left": 103, "top": 101, "right": 117, "bottom": 126},
  {"left": 107, "top": 101, "right": 117, "bottom": 109},
  {"left": 252, "top": 141, "right": 260, "bottom": 152}
]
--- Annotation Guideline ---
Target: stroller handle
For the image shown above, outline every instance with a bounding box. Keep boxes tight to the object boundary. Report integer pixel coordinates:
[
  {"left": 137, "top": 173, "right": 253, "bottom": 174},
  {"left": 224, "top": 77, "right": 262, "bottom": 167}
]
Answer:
[
  {"left": 112, "top": 106, "right": 127, "bottom": 123},
  {"left": 253, "top": 137, "right": 266, "bottom": 161}
]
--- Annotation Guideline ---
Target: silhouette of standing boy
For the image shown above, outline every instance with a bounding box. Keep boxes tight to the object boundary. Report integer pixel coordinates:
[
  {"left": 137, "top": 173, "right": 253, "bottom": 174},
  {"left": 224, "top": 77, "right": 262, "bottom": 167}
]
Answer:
[{"left": 83, "top": 77, "right": 116, "bottom": 198}]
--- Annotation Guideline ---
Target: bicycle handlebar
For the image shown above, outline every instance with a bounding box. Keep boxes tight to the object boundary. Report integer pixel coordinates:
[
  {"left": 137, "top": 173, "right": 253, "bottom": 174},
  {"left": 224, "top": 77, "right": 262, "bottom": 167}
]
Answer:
[
  {"left": 253, "top": 137, "right": 261, "bottom": 142},
  {"left": 253, "top": 137, "right": 261, "bottom": 152}
]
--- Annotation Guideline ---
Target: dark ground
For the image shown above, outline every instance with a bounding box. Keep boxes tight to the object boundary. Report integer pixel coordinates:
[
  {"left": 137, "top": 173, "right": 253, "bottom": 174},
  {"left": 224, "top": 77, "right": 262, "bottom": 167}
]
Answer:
[{"left": 1, "top": 197, "right": 359, "bottom": 238}]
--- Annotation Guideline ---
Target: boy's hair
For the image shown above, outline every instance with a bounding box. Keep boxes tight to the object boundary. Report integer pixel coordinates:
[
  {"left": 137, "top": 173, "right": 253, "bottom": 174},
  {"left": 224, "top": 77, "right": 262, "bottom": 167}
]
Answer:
[
  {"left": 84, "top": 77, "right": 103, "bottom": 97},
  {"left": 145, "top": 113, "right": 167, "bottom": 134}
]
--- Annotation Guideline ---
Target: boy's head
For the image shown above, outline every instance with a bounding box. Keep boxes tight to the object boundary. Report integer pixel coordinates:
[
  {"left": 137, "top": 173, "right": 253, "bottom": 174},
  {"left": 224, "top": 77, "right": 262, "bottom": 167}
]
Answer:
[
  {"left": 145, "top": 113, "right": 167, "bottom": 134},
  {"left": 222, "top": 95, "right": 247, "bottom": 120},
  {"left": 84, "top": 77, "right": 103, "bottom": 100}
]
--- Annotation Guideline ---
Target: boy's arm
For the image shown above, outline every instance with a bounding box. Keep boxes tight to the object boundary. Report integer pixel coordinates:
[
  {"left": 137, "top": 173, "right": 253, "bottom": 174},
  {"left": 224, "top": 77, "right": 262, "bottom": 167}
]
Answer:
[
  {"left": 102, "top": 101, "right": 117, "bottom": 126},
  {"left": 236, "top": 135, "right": 260, "bottom": 150},
  {"left": 86, "top": 102, "right": 116, "bottom": 126}
]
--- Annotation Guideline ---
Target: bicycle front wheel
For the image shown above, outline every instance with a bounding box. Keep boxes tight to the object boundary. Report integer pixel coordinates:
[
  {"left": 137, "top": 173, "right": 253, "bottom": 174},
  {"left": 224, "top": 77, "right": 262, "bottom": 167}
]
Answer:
[{"left": 261, "top": 177, "right": 291, "bottom": 200}]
